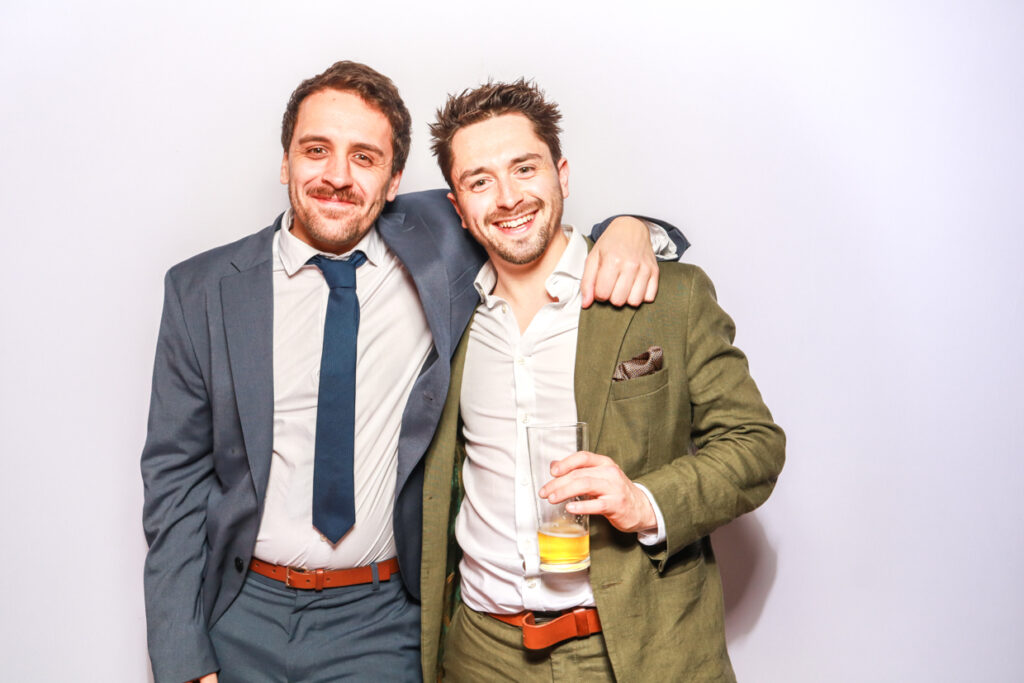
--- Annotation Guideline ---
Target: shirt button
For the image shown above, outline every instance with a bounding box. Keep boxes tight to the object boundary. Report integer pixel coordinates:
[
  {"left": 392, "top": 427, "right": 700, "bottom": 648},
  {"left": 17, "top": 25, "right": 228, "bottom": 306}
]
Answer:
[
  {"left": 501, "top": 304, "right": 508, "bottom": 314},
  {"left": 521, "top": 414, "right": 530, "bottom": 425},
  {"left": 515, "top": 356, "right": 525, "bottom": 365},
  {"left": 526, "top": 579, "right": 538, "bottom": 589}
]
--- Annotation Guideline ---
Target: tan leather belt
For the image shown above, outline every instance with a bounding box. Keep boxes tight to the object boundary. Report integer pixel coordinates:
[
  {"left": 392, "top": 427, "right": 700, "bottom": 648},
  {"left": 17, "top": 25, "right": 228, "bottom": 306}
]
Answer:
[
  {"left": 249, "top": 558, "right": 399, "bottom": 591},
  {"left": 490, "top": 608, "right": 602, "bottom": 650}
]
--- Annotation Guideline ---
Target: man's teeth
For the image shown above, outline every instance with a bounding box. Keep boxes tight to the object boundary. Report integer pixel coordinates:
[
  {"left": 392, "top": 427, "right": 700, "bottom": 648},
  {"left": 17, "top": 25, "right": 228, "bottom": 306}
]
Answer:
[{"left": 496, "top": 213, "right": 535, "bottom": 229}]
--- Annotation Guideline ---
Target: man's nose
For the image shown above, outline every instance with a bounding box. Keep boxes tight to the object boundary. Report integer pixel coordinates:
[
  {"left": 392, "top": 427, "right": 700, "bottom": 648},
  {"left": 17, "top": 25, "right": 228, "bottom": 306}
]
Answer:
[
  {"left": 322, "top": 157, "right": 354, "bottom": 188},
  {"left": 495, "top": 179, "right": 523, "bottom": 210}
]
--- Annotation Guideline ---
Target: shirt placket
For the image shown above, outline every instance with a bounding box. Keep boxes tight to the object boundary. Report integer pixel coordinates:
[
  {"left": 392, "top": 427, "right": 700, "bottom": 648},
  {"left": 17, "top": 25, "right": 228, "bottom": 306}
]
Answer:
[{"left": 497, "top": 311, "right": 541, "bottom": 604}]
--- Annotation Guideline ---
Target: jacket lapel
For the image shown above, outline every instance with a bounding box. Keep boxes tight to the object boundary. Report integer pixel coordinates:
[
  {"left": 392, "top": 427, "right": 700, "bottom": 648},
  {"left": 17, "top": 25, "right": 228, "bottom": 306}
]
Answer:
[
  {"left": 221, "top": 222, "right": 277, "bottom": 502},
  {"left": 575, "top": 301, "right": 637, "bottom": 448},
  {"left": 420, "top": 314, "right": 473, "bottom": 679},
  {"left": 377, "top": 210, "right": 452, "bottom": 362},
  {"left": 422, "top": 315, "right": 472, "bottom": 566}
]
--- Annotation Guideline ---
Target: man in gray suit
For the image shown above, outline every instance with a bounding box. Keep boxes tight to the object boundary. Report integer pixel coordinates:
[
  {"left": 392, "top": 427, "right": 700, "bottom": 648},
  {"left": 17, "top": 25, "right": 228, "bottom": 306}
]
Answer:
[{"left": 141, "top": 60, "right": 682, "bottom": 683}]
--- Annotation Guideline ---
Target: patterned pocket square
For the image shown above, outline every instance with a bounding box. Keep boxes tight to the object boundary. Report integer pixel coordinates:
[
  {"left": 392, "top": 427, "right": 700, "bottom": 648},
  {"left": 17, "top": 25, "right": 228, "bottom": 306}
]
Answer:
[{"left": 612, "top": 346, "right": 663, "bottom": 381}]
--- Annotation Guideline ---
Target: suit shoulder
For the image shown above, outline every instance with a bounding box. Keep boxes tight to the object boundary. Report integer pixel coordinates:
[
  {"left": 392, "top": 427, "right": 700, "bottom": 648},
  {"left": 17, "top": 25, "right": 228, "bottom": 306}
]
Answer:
[
  {"left": 384, "top": 188, "right": 480, "bottom": 257},
  {"left": 649, "top": 263, "right": 722, "bottom": 315},
  {"left": 165, "top": 220, "right": 279, "bottom": 287},
  {"left": 386, "top": 188, "right": 451, "bottom": 213},
  {"left": 656, "top": 261, "right": 714, "bottom": 290},
  {"left": 384, "top": 189, "right": 462, "bottom": 234}
]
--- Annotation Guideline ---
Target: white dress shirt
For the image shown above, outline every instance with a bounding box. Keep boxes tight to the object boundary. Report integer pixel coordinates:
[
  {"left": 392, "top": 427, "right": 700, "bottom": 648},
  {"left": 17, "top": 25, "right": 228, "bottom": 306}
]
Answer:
[
  {"left": 252, "top": 211, "right": 432, "bottom": 569},
  {"left": 456, "top": 226, "right": 665, "bottom": 615}
]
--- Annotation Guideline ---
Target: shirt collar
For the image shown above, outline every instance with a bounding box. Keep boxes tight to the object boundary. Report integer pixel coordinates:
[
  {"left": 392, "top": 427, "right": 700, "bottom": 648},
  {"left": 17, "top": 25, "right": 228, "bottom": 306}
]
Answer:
[
  {"left": 276, "top": 207, "right": 385, "bottom": 275},
  {"left": 473, "top": 225, "right": 586, "bottom": 307}
]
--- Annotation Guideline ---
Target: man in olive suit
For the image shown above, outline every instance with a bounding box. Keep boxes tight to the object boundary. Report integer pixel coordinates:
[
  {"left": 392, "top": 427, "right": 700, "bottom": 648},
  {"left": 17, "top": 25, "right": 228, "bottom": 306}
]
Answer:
[{"left": 419, "top": 80, "right": 785, "bottom": 681}]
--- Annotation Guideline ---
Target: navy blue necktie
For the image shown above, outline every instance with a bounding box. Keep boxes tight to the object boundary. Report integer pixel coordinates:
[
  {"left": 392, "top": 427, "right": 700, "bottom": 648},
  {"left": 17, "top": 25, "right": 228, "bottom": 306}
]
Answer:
[{"left": 309, "top": 251, "right": 366, "bottom": 544}]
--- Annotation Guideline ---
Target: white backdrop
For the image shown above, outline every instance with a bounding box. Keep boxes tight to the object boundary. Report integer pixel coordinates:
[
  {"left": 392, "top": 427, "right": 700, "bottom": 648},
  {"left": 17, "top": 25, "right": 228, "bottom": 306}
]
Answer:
[{"left": 2, "top": 1, "right": 1022, "bottom": 681}]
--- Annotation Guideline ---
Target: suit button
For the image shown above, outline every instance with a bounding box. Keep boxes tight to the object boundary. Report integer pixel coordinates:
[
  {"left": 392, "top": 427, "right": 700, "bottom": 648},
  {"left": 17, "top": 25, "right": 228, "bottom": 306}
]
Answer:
[{"left": 235, "top": 557, "right": 244, "bottom": 573}]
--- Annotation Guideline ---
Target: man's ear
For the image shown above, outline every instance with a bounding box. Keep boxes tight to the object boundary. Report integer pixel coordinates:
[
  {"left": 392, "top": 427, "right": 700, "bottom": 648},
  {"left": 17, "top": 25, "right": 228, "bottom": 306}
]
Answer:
[
  {"left": 557, "top": 157, "right": 570, "bottom": 199},
  {"left": 447, "top": 192, "right": 467, "bottom": 229},
  {"left": 385, "top": 170, "right": 403, "bottom": 201},
  {"left": 280, "top": 154, "right": 290, "bottom": 185}
]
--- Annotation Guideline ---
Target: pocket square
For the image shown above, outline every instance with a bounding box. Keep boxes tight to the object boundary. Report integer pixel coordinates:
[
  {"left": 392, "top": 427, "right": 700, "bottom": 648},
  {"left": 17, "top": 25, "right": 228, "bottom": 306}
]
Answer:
[{"left": 612, "top": 346, "right": 663, "bottom": 381}]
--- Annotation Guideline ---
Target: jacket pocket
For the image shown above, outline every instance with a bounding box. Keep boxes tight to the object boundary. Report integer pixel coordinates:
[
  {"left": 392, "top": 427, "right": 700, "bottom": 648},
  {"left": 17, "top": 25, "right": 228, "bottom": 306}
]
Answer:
[
  {"left": 601, "top": 376, "right": 670, "bottom": 476},
  {"left": 609, "top": 367, "right": 668, "bottom": 400}
]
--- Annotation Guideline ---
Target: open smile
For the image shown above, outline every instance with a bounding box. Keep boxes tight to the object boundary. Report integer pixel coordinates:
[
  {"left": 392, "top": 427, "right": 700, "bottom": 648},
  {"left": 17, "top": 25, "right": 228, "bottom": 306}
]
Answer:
[{"left": 493, "top": 211, "right": 537, "bottom": 233}]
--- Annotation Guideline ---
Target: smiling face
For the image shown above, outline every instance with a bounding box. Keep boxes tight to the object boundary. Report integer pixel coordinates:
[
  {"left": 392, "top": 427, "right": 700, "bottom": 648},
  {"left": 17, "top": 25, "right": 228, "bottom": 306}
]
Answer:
[
  {"left": 280, "top": 88, "right": 402, "bottom": 254},
  {"left": 447, "top": 113, "right": 569, "bottom": 268}
]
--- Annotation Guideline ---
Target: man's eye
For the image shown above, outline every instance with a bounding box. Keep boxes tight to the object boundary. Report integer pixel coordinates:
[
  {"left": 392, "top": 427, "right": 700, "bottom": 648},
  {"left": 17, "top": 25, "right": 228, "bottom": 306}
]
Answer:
[
  {"left": 516, "top": 166, "right": 535, "bottom": 175},
  {"left": 471, "top": 178, "right": 489, "bottom": 190},
  {"left": 353, "top": 153, "right": 372, "bottom": 165},
  {"left": 308, "top": 146, "right": 327, "bottom": 156}
]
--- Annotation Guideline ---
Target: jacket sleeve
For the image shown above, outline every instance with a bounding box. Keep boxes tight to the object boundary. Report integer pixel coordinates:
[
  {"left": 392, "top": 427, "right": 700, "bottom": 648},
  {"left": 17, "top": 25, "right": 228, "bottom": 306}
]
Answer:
[
  {"left": 590, "top": 214, "right": 690, "bottom": 260},
  {"left": 141, "top": 269, "right": 219, "bottom": 683},
  {"left": 634, "top": 266, "right": 785, "bottom": 563}
]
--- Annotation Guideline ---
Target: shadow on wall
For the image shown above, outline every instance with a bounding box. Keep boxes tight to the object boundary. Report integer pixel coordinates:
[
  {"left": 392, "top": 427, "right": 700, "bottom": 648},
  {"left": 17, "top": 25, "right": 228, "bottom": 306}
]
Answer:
[{"left": 713, "top": 513, "right": 777, "bottom": 641}]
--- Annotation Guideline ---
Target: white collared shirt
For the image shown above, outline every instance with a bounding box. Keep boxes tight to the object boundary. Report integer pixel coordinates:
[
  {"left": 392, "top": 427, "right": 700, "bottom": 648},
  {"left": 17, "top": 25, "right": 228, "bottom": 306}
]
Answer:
[
  {"left": 252, "top": 211, "right": 431, "bottom": 569},
  {"left": 456, "top": 226, "right": 665, "bottom": 614}
]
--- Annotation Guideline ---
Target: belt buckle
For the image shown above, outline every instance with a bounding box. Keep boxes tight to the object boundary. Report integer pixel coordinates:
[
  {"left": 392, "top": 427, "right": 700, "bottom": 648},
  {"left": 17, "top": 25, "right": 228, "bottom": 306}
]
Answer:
[
  {"left": 284, "top": 566, "right": 326, "bottom": 590},
  {"left": 284, "top": 566, "right": 311, "bottom": 589}
]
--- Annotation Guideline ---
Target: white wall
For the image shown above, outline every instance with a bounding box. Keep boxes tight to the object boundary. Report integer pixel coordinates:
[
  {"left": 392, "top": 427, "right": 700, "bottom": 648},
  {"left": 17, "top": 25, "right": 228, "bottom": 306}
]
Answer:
[{"left": 1, "top": 1, "right": 1021, "bottom": 680}]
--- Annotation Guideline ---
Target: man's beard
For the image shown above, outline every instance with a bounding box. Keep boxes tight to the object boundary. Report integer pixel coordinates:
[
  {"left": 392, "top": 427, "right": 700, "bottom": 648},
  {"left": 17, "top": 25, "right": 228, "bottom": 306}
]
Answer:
[
  {"left": 484, "top": 195, "right": 563, "bottom": 266},
  {"left": 290, "top": 182, "right": 387, "bottom": 252}
]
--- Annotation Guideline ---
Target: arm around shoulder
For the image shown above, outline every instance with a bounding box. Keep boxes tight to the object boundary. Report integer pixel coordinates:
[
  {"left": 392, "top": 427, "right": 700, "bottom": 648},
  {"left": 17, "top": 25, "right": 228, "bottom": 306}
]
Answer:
[
  {"left": 589, "top": 213, "right": 690, "bottom": 260},
  {"left": 583, "top": 213, "right": 690, "bottom": 306}
]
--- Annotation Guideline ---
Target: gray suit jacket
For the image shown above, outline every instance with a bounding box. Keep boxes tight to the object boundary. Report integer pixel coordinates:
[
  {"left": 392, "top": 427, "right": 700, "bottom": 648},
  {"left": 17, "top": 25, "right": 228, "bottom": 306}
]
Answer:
[
  {"left": 142, "top": 190, "right": 485, "bottom": 683},
  {"left": 141, "top": 189, "right": 685, "bottom": 683}
]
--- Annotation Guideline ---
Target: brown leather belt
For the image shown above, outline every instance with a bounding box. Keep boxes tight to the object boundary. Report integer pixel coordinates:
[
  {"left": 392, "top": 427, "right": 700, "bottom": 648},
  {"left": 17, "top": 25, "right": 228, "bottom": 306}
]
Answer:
[
  {"left": 249, "top": 558, "right": 399, "bottom": 591},
  {"left": 490, "top": 608, "right": 602, "bottom": 650}
]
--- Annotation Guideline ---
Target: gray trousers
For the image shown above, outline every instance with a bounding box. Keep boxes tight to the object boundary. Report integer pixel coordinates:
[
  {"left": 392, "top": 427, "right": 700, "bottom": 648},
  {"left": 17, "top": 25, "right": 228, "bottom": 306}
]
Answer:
[{"left": 209, "top": 569, "right": 421, "bottom": 682}]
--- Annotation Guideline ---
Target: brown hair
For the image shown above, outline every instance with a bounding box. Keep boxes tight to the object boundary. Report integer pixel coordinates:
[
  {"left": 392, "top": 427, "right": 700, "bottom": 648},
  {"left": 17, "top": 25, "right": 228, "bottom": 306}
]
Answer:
[
  {"left": 281, "top": 61, "right": 412, "bottom": 176},
  {"left": 429, "top": 79, "right": 563, "bottom": 188}
]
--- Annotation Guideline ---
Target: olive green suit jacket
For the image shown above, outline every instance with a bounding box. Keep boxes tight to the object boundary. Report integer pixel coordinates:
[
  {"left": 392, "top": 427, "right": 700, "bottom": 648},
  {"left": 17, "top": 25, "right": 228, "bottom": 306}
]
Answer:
[{"left": 420, "top": 262, "right": 785, "bottom": 682}]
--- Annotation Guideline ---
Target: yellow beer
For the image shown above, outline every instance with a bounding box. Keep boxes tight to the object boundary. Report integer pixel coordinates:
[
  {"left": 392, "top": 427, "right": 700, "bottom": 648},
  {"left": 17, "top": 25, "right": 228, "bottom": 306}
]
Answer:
[{"left": 538, "top": 520, "right": 590, "bottom": 572}]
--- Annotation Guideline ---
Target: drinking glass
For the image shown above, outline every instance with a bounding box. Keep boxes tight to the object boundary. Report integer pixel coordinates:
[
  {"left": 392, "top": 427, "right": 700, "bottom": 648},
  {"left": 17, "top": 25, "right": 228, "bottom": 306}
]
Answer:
[{"left": 526, "top": 422, "right": 590, "bottom": 572}]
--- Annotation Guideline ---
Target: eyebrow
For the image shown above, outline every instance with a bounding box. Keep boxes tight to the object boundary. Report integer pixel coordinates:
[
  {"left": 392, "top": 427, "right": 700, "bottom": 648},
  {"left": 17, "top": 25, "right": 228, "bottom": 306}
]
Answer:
[
  {"left": 510, "top": 153, "right": 543, "bottom": 166},
  {"left": 296, "top": 134, "right": 331, "bottom": 147},
  {"left": 457, "top": 153, "right": 543, "bottom": 186}
]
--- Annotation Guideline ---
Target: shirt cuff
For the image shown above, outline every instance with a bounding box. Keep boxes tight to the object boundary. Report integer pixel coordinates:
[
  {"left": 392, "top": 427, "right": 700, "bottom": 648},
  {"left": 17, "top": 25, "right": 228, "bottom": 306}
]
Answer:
[
  {"left": 644, "top": 220, "right": 678, "bottom": 261},
  {"left": 633, "top": 482, "right": 667, "bottom": 545}
]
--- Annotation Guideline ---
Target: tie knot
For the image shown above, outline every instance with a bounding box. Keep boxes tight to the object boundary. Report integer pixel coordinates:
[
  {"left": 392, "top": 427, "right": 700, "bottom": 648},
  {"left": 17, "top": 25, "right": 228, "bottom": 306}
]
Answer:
[{"left": 310, "top": 251, "right": 366, "bottom": 289}]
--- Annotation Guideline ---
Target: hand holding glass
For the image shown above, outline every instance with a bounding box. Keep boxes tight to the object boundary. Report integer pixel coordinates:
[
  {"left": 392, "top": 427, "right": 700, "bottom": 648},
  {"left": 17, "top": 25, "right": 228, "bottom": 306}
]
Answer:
[{"left": 527, "top": 422, "right": 590, "bottom": 572}]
